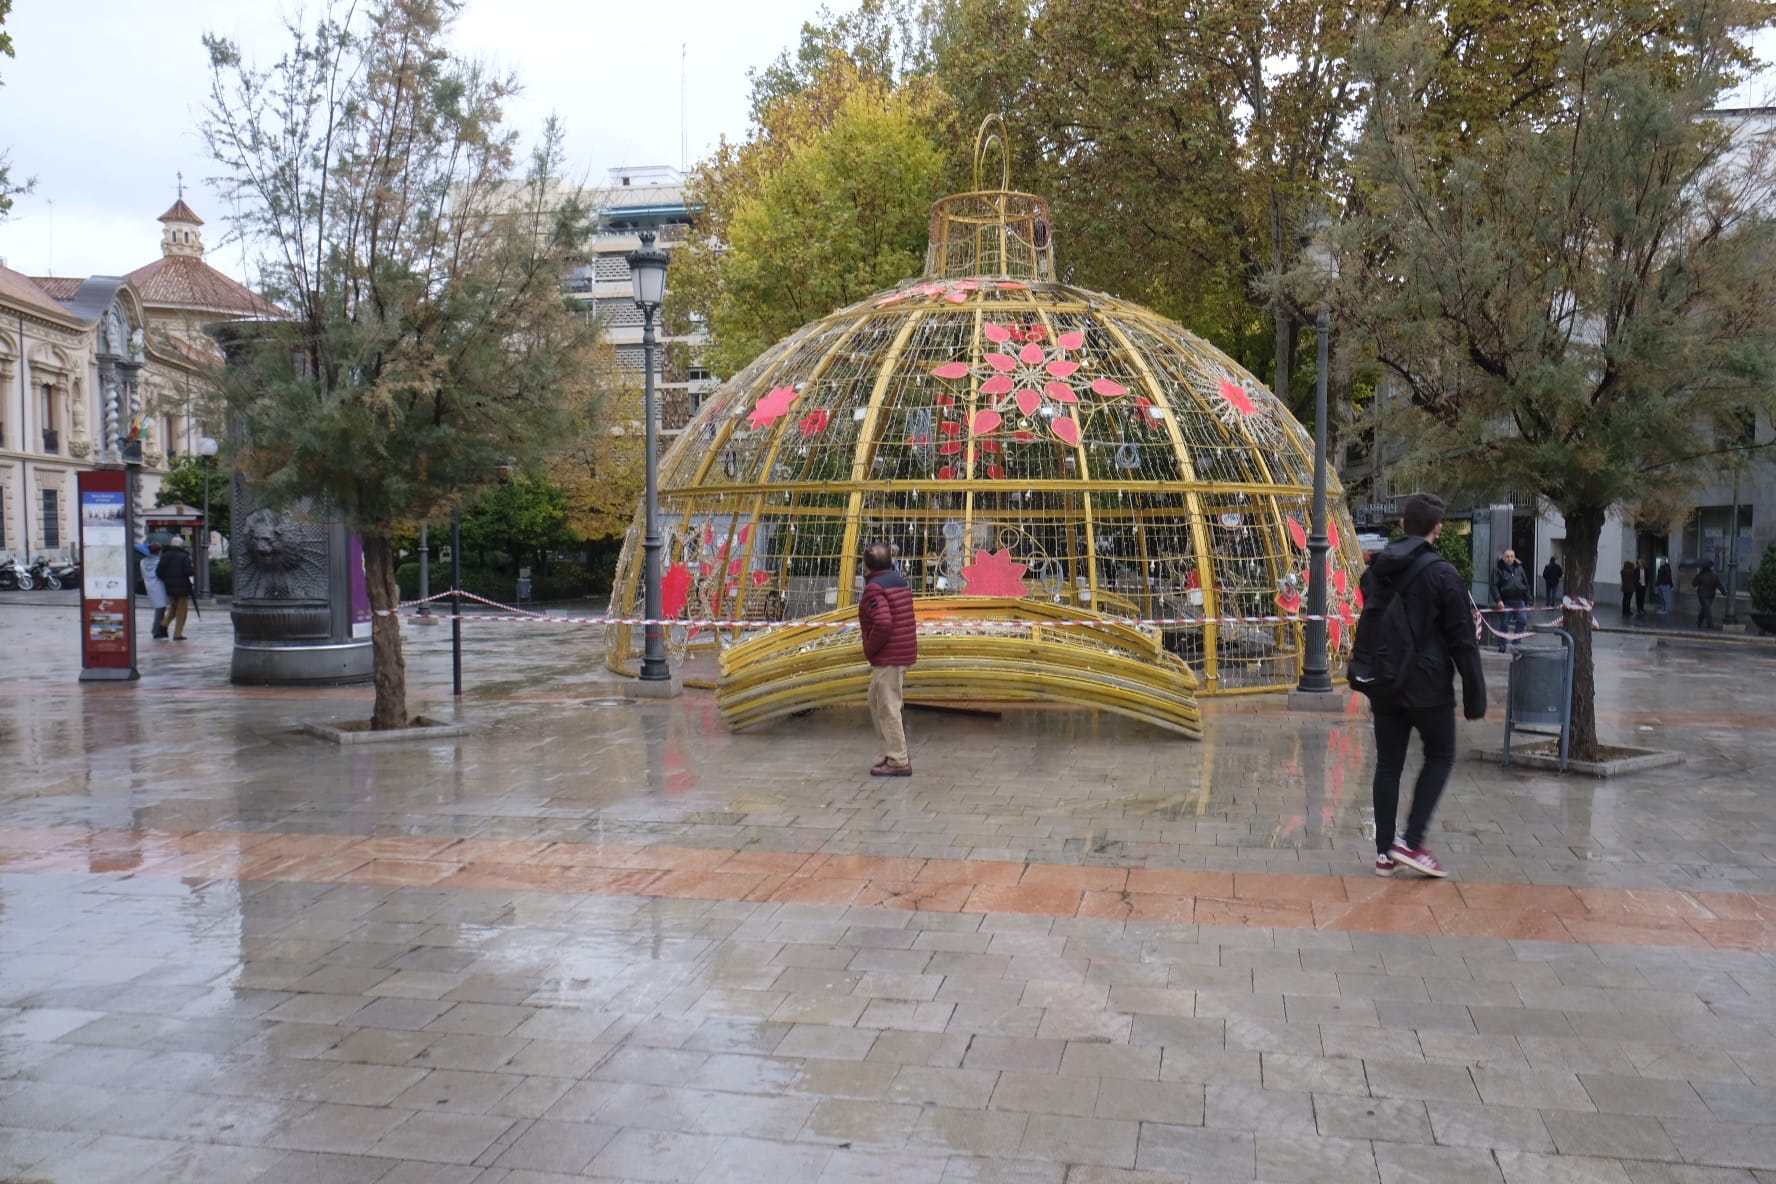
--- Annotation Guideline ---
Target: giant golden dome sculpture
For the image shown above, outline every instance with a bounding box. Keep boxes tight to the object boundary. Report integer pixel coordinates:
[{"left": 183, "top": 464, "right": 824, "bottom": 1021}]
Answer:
[{"left": 607, "top": 123, "right": 1362, "bottom": 737}]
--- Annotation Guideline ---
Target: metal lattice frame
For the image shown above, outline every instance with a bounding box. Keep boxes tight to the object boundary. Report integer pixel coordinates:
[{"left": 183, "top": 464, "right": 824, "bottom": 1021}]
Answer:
[{"left": 607, "top": 140, "right": 1361, "bottom": 697}]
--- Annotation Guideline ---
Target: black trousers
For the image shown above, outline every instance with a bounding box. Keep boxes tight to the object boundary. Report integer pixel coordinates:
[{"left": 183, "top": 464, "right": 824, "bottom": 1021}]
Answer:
[
  {"left": 1372, "top": 704, "right": 1457, "bottom": 853},
  {"left": 1698, "top": 596, "right": 1716, "bottom": 629}
]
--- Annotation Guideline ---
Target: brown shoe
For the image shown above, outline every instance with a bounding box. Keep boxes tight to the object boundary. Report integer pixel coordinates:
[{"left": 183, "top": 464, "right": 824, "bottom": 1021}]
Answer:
[{"left": 870, "top": 760, "right": 912, "bottom": 777}]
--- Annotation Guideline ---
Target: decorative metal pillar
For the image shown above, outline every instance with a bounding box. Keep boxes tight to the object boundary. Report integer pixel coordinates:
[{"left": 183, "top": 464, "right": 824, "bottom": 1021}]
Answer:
[
  {"left": 628, "top": 230, "right": 671, "bottom": 682},
  {"left": 1724, "top": 466, "right": 1742, "bottom": 624},
  {"left": 1297, "top": 310, "right": 1334, "bottom": 694}
]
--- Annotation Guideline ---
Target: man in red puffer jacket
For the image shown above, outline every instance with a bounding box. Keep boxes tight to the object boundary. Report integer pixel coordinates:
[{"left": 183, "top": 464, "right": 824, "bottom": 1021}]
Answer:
[{"left": 859, "top": 540, "right": 918, "bottom": 776}]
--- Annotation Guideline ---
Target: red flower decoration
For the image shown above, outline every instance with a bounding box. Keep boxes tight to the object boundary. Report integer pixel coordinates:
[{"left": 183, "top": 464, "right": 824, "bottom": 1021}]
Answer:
[
  {"left": 931, "top": 324, "right": 1089, "bottom": 447},
  {"left": 662, "top": 563, "right": 693, "bottom": 619},
  {"left": 961, "top": 548, "right": 1030, "bottom": 598},
  {"left": 751, "top": 570, "right": 771, "bottom": 587},
  {"left": 1217, "top": 379, "right": 1258, "bottom": 417},
  {"left": 1287, "top": 516, "right": 1309, "bottom": 552},
  {"left": 797, "top": 408, "right": 831, "bottom": 438},
  {"left": 1277, "top": 586, "right": 1303, "bottom": 615},
  {"left": 749, "top": 386, "right": 799, "bottom": 429}
]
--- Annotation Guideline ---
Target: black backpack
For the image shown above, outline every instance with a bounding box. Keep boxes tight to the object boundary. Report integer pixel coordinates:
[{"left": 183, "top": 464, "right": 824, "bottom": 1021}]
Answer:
[{"left": 1348, "top": 551, "right": 1440, "bottom": 699}]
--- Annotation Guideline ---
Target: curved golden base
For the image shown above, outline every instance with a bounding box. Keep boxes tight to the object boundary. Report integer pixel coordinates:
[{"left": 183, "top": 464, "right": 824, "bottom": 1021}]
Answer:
[{"left": 716, "top": 597, "right": 1202, "bottom": 739}]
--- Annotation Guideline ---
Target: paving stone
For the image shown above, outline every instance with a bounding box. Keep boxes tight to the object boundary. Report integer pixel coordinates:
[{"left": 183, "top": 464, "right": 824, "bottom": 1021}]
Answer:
[
  {"left": 1425, "top": 1101, "right": 1556, "bottom": 1152},
  {"left": 1658, "top": 1119, "right": 1776, "bottom": 1171},
  {"left": 1372, "top": 1141, "right": 1506, "bottom": 1184},
  {"left": 1493, "top": 1150, "right": 1636, "bottom": 1183},
  {"left": 1314, "top": 1094, "right": 1434, "bottom": 1144},
  {"left": 491, "top": 1118, "right": 618, "bottom": 1172},
  {"left": 367, "top": 1110, "right": 515, "bottom": 1163},
  {"left": 890, "top": 1065, "right": 1000, "bottom": 1109},
  {"left": 910, "top": 1105, "right": 1031, "bottom": 1156},
  {"left": 1095, "top": 1077, "right": 1204, "bottom": 1126},
  {"left": 588, "top": 1127, "right": 726, "bottom": 1182},
  {"left": 1542, "top": 1110, "right": 1683, "bottom": 1160},
  {"left": 1579, "top": 1074, "right": 1714, "bottom": 1119},
  {"left": 962, "top": 1037, "right": 1066, "bottom": 1075},
  {"left": 1256, "top": 1132, "right": 1380, "bottom": 1183},
  {"left": 1135, "top": 1122, "right": 1255, "bottom": 1178}
]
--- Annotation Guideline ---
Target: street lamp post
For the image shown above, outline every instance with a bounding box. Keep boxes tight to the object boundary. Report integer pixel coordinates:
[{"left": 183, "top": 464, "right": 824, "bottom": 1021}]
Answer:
[
  {"left": 1298, "top": 310, "right": 1335, "bottom": 693},
  {"left": 628, "top": 229, "right": 672, "bottom": 682},
  {"left": 197, "top": 436, "right": 219, "bottom": 599},
  {"left": 1297, "top": 221, "right": 1339, "bottom": 694}
]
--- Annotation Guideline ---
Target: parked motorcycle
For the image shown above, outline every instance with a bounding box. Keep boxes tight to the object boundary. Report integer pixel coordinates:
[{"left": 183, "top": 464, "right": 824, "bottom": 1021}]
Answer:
[
  {"left": 0, "top": 557, "right": 34, "bottom": 591},
  {"left": 52, "top": 561, "right": 82, "bottom": 590},
  {"left": 26, "top": 557, "right": 61, "bottom": 591}
]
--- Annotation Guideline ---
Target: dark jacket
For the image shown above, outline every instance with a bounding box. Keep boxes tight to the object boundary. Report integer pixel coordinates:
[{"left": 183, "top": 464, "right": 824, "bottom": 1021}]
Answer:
[
  {"left": 1694, "top": 568, "right": 1722, "bottom": 601},
  {"left": 1542, "top": 559, "right": 1563, "bottom": 588},
  {"left": 1359, "top": 536, "right": 1486, "bottom": 715},
  {"left": 1656, "top": 562, "right": 1674, "bottom": 588},
  {"left": 859, "top": 568, "right": 917, "bottom": 667},
  {"left": 1491, "top": 559, "right": 1530, "bottom": 605},
  {"left": 158, "top": 547, "right": 196, "bottom": 598}
]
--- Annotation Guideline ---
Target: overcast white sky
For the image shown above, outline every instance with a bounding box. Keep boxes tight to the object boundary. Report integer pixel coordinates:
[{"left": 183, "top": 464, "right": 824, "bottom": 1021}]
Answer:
[{"left": 0, "top": 0, "right": 827, "bottom": 280}]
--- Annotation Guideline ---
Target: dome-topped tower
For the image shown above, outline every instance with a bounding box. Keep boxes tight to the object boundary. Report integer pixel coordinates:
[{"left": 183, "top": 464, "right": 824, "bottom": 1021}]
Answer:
[{"left": 608, "top": 121, "right": 1361, "bottom": 727}]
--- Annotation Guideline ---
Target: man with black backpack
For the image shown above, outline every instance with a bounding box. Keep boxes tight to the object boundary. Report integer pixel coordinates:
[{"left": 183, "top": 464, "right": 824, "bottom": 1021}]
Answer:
[{"left": 1350, "top": 494, "right": 1487, "bottom": 879}]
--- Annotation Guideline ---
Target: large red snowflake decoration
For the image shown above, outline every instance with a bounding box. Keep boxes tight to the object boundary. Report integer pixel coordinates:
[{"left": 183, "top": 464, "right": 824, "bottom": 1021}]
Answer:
[
  {"left": 875, "top": 278, "right": 1027, "bottom": 308},
  {"left": 1281, "top": 515, "right": 1357, "bottom": 649},
  {"left": 932, "top": 323, "right": 1130, "bottom": 449},
  {"left": 960, "top": 548, "right": 1030, "bottom": 598},
  {"left": 1216, "top": 378, "right": 1260, "bottom": 419},
  {"left": 661, "top": 562, "right": 694, "bottom": 619},
  {"left": 797, "top": 408, "right": 831, "bottom": 438},
  {"left": 749, "top": 386, "right": 799, "bottom": 430}
]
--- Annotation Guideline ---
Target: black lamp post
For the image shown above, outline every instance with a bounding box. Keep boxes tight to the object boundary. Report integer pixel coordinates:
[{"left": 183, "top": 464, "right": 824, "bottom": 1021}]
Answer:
[
  {"left": 628, "top": 229, "right": 672, "bottom": 681},
  {"left": 1297, "top": 219, "right": 1339, "bottom": 694},
  {"left": 197, "top": 435, "right": 218, "bottom": 599}
]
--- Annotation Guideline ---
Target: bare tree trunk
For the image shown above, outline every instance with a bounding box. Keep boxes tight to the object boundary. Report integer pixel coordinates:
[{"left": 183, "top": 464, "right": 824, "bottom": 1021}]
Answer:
[
  {"left": 362, "top": 530, "right": 409, "bottom": 730},
  {"left": 1561, "top": 505, "right": 1607, "bottom": 760}
]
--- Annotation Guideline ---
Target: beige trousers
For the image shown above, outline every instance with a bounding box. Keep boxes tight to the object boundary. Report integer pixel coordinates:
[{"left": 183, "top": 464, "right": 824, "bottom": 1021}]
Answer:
[{"left": 868, "top": 665, "right": 909, "bottom": 765}]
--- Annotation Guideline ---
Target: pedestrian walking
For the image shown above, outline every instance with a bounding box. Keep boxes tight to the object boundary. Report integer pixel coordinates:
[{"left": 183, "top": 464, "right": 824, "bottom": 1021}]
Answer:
[
  {"left": 1634, "top": 557, "right": 1650, "bottom": 617},
  {"left": 1656, "top": 559, "right": 1674, "bottom": 614},
  {"left": 1695, "top": 561, "right": 1723, "bottom": 630},
  {"left": 1620, "top": 559, "right": 1638, "bottom": 618},
  {"left": 140, "top": 542, "right": 169, "bottom": 640},
  {"left": 859, "top": 540, "right": 917, "bottom": 776},
  {"left": 157, "top": 537, "right": 196, "bottom": 641},
  {"left": 1353, "top": 493, "right": 1487, "bottom": 879},
  {"left": 1490, "top": 548, "right": 1531, "bottom": 653},
  {"left": 1542, "top": 555, "right": 1563, "bottom": 608}
]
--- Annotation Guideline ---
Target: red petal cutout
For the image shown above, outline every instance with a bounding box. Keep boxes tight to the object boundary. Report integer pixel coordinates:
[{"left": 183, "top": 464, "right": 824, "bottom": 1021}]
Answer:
[
  {"left": 1012, "top": 430, "right": 1036, "bottom": 442},
  {"left": 933, "top": 361, "right": 970, "bottom": 379},
  {"left": 972, "top": 409, "right": 1002, "bottom": 435},
  {"left": 662, "top": 563, "right": 693, "bottom": 619},
  {"left": 728, "top": 558, "right": 743, "bottom": 576},
  {"left": 1052, "top": 416, "right": 1081, "bottom": 446},
  {"left": 985, "top": 353, "right": 1017, "bottom": 371},
  {"left": 937, "top": 466, "right": 957, "bottom": 480},
  {"left": 704, "top": 523, "right": 715, "bottom": 546},
  {"left": 980, "top": 375, "right": 1015, "bottom": 396},
  {"left": 987, "top": 464, "right": 1006, "bottom": 479},
  {"left": 738, "top": 524, "right": 752, "bottom": 544},
  {"left": 1045, "top": 382, "right": 1078, "bottom": 403},
  {"left": 1016, "top": 389, "right": 1042, "bottom": 416},
  {"left": 1046, "top": 360, "right": 1080, "bottom": 378},
  {"left": 1057, "top": 331, "right": 1085, "bottom": 350},
  {"left": 1217, "top": 379, "right": 1257, "bottom": 416},
  {"left": 751, "top": 570, "right": 770, "bottom": 587},
  {"left": 1330, "top": 521, "right": 1342, "bottom": 551},
  {"left": 1333, "top": 569, "right": 1349, "bottom": 596},
  {"left": 938, "top": 440, "right": 962, "bottom": 455},
  {"left": 1020, "top": 343, "right": 1046, "bottom": 365},
  {"left": 1329, "top": 617, "right": 1344, "bottom": 651},
  {"left": 1288, "top": 517, "right": 1309, "bottom": 551},
  {"left": 961, "top": 548, "right": 1031, "bottom": 598},
  {"left": 1091, "top": 378, "right": 1128, "bottom": 398},
  {"left": 980, "top": 439, "right": 1002, "bottom": 453},
  {"left": 984, "top": 323, "right": 1012, "bottom": 343},
  {"left": 944, "top": 290, "right": 969, "bottom": 303},
  {"left": 940, "top": 420, "right": 962, "bottom": 435},
  {"left": 936, "top": 393, "right": 955, "bottom": 407}
]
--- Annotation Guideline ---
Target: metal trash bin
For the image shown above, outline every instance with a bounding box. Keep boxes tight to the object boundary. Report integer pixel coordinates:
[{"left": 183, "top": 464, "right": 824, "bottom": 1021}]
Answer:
[
  {"left": 515, "top": 577, "right": 533, "bottom": 609},
  {"left": 1503, "top": 624, "right": 1574, "bottom": 772}
]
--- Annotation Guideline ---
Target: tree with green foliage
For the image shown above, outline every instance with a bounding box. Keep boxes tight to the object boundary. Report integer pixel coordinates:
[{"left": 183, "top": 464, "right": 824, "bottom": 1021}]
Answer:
[
  {"left": 459, "top": 471, "right": 572, "bottom": 573},
  {"left": 673, "top": 59, "right": 954, "bottom": 380},
  {"left": 200, "top": 0, "right": 599, "bottom": 729},
  {"left": 1331, "top": 1, "right": 1776, "bottom": 758},
  {"left": 155, "top": 455, "right": 232, "bottom": 541},
  {"left": 0, "top": 0, "right": 36, "bottom": 222}
]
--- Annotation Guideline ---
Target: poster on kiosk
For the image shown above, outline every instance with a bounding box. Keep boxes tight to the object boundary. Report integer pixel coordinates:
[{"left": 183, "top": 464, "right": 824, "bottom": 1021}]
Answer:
[{"left": 78, "top": 469, "right": 139, "bottom": 681}]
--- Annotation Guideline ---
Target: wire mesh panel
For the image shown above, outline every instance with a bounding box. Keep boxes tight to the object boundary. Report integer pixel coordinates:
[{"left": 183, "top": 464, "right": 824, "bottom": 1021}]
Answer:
[{"left": 607, "top": 167, "right": 1361, "bottom": 699}]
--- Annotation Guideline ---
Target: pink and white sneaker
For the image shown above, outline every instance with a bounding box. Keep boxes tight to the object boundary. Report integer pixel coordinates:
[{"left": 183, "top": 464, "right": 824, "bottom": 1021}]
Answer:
[
  {"left": 1374, "top": 852, "right": 1396, "bottom": 877},
  {"left": 1388, "top": 840, "right": 1447, "bottom": 878}
]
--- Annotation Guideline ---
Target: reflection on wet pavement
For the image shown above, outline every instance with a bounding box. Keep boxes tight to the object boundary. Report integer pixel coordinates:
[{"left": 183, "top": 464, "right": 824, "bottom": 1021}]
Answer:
[{"left": 2, "top": 603, "right": 1774, "bottom": 1181}]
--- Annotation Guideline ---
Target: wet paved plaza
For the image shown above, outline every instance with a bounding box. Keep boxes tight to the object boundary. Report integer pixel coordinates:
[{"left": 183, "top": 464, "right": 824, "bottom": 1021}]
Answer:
[{"left": 1, "top": 600, "right": 1774, "bottom": 1183}]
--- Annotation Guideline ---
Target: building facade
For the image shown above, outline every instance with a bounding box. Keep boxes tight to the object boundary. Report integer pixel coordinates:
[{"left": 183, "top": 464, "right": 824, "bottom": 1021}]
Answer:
[
  {"left": 0, "top": 200, "right": 275, "bottom": 560},
  {"left": 564, "top": 166, "right": 713, "bottom": 443}
]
